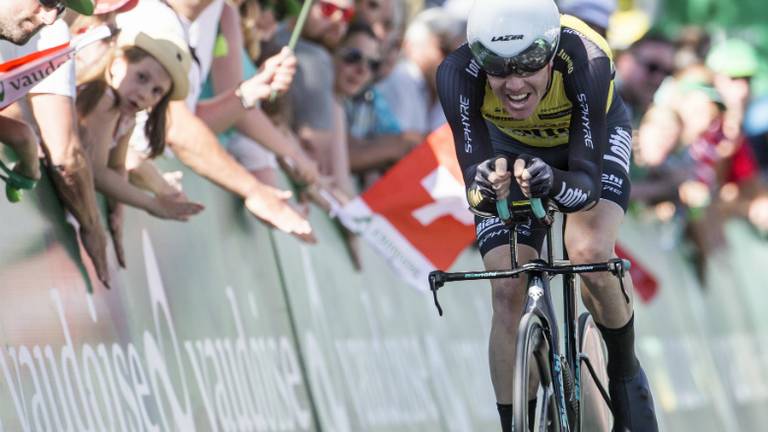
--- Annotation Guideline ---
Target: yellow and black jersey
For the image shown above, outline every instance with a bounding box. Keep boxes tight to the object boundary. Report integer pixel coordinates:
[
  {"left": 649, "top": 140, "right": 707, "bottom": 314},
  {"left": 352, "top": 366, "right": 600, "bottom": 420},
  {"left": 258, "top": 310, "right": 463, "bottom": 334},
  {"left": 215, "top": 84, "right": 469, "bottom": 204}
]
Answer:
[{"left": 436, "top": 15, "right": 631, "bottom": 213}]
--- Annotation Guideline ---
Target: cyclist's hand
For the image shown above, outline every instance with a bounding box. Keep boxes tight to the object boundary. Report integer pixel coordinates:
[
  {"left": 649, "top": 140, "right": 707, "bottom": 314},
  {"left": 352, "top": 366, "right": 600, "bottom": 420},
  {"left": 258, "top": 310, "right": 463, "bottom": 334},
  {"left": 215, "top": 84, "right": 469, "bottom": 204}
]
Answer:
[
  {"left": 489, "top": 157, "right": 512, "bottom": 200},
  {"left": 467, "top": 156, "right": 510, "bottom": 215},
  {"left": 514, "top": 155, "right": 553, "bottom": 198}
]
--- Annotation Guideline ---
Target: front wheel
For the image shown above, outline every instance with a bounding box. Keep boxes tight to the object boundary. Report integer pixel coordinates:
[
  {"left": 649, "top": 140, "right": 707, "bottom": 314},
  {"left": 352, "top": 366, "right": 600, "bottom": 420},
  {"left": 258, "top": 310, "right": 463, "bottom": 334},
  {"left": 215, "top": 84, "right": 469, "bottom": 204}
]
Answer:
[
  {"left": 578, "top": 312, "right": 613, "bottom": 431},
  {"left": 513, "top": 313, "right": 562, "bottom": 432}
]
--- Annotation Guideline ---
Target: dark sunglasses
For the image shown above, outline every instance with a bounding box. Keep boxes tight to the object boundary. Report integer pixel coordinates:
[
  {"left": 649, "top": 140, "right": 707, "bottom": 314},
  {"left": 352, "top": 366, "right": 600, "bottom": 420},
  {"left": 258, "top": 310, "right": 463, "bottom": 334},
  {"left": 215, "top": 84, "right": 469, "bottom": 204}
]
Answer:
[
  {"left": 339, "top": 47, "right": 381, "bottom": 72},
  {"left": 638, "top": 58, "right": 673, "bottom": 76},
  {"left": 318, "top": 1, "right": 355, "bottom": 23},
  {"left": 38, "top": 0, "right": 66, "bottom": 16}
]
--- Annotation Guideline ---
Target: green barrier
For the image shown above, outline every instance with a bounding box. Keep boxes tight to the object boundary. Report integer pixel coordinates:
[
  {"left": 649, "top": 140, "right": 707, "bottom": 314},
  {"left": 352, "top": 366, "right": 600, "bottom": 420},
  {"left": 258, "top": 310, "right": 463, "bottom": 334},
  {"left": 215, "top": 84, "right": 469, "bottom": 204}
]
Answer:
[
  {"left": 1, "top": 158, "right": 768, "bottom": 431},
  {"left": 621, "top": 216, "right": 768, "bottom": 432},
  {"left": 0, "top": 164, "right": 315, "bottom": 431},
  {"left": 270, "top": 208, "right": 499, "bottom": 431}
]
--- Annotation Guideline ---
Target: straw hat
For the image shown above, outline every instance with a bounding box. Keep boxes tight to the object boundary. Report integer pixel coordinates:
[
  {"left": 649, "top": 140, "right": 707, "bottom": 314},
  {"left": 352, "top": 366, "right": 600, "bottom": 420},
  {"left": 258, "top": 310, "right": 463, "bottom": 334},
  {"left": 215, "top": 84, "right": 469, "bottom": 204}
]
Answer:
[{"left": 116, "top": 26, "right": 191, "bottom": 100}]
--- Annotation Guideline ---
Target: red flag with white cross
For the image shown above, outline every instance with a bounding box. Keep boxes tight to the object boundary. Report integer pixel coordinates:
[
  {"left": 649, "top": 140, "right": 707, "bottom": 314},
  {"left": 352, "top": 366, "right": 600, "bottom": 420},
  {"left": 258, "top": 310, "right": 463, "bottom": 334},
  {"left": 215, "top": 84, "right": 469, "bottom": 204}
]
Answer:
[{"left": 339, "top": 125, "right": 475, "bottom": 290}]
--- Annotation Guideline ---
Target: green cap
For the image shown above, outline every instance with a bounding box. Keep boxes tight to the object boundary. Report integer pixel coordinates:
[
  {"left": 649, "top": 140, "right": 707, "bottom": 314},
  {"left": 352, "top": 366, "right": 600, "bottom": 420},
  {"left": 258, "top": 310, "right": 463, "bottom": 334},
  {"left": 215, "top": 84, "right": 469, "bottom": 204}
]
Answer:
[
  {"left": 65, "top": 0, "right": 95, "bottom": 15},
  {"left": 706, "top": 38, "right": 759, "bottom": 78}
]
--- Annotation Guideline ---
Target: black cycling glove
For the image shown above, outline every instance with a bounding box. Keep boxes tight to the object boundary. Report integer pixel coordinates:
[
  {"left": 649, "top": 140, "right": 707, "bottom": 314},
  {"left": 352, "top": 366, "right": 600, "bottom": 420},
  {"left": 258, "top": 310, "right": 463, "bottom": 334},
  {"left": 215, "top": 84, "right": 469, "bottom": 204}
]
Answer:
[
  {"left": 466, "top": 157, "right": 506, "bottom": 217},
  {"left": 516, "top": 154, "right": 554, "bottom": 198}
]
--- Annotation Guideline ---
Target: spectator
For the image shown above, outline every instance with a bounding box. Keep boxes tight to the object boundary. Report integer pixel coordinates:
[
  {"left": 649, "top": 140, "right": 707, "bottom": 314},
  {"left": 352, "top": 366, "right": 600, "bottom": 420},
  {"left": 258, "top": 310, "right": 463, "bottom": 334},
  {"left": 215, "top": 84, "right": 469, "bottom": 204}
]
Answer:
[
  {"left": 1, "top": 0, "right": 112, "bottom": 287},
  {"left": 340, "top": 23, "right": 419, "bottom": 189},
  {"left": 707, "top": 38, "right": 757, "bottom": 145},
  {"left": 76, "top": 24, "right": 205, "bottom": 266},
  {"left": 376, "top": 7, "right": 465, "bottom": 137},
  {"left": 354, "top": 0, "right": 400, "bottom": 42},
  {"left": 200, "top": 2, "right": 319, "bottom": 189},
  {"left": 0, "top": 0, "right": 93, "bottom": 44},
  {"left": 275, "top": 0, "right": 356, "bottom": 196},
  {"left": 673, "top": 25, "right": 710, "bottom": 71},
  {"left": 117, "top": 0, "right": 314, "bottom": 241},
  {"left": 637, "top": 64, "right": 768, "bottom": 280},
  {"left": 241, "top": 0, "right": 278, "bottom": 62},
  {"left": 615, "top": 33, "right": 675, "bottom": 124},
  {"left": 705, "top": 39, "right": 768, "bottom": 237},
  {"left": 630, "top": 104, "right": 686, "bottom": 208}
]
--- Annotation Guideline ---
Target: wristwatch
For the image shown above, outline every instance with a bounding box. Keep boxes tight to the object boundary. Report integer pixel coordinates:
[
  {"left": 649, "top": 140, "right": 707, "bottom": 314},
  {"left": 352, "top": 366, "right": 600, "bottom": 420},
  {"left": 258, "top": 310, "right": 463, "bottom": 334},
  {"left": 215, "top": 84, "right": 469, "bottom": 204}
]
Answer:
[{"left": 234, "top": 82, "right": 260, "bottom": 110}]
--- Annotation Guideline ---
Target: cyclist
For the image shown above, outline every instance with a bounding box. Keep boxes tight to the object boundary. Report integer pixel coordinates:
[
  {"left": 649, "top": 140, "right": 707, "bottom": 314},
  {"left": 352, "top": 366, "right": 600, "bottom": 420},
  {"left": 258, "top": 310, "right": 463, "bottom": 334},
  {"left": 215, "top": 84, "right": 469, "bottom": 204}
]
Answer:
[{"left": 436, "top": 0, "right": 658, "bottom": 430}]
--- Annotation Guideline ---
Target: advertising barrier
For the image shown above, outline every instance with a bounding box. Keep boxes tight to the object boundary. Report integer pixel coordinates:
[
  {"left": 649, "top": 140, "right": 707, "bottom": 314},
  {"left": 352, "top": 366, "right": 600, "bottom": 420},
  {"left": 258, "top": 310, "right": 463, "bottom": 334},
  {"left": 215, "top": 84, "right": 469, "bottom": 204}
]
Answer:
[{"left": 0, "top": 161, "right": 767, "bottom": 430}]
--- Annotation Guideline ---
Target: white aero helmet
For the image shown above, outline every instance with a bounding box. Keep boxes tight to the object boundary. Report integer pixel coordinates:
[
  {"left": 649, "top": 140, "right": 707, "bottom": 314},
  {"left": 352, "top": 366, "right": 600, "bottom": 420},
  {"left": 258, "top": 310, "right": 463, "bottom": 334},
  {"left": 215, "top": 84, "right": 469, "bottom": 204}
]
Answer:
[{"left": 466, "top": 0, "right": 561, "bottom": 76}]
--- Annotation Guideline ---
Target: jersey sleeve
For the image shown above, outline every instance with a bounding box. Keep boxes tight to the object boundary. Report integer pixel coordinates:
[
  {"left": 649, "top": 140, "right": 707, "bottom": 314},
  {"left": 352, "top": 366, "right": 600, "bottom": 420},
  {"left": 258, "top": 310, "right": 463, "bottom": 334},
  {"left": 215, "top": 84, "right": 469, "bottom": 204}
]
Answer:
[
  {"left": 550, "top": 35, "right": 613, "bottom": 212},
  {"left": 436, "top": 45, "right": 495, "bottom": 187}
]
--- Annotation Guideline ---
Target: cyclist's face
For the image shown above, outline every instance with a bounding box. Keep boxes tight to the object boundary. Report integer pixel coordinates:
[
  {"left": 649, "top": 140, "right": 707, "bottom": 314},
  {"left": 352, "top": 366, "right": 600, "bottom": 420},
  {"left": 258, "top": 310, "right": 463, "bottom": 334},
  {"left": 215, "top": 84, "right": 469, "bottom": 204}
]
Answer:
[{"left": 487, "top": 63, "right": 552, "bottom": 120}]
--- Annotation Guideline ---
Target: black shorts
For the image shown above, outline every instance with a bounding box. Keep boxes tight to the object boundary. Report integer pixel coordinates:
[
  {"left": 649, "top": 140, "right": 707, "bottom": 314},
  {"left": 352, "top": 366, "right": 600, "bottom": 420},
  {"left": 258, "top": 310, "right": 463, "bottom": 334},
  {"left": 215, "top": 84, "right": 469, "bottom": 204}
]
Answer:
[{"left": 475, "top": 123, "right": 632, "bottom": 257}]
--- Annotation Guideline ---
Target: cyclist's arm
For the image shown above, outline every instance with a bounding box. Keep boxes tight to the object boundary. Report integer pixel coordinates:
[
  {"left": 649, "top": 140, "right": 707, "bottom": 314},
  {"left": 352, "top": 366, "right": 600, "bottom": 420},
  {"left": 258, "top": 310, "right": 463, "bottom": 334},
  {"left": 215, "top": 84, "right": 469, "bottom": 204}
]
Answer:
[
  {"left": 552, "top": 54, "right": 613, "bottom": 212},
  {"left": 436, "top": 47, "right": 495, "bottom": 186}
]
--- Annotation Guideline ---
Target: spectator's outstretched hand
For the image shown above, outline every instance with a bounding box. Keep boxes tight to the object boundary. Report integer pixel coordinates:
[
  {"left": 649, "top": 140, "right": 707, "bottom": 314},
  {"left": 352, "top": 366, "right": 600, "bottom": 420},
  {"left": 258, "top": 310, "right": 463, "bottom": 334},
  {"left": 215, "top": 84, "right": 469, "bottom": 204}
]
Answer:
[
  {"left": 245, "top": 184, "right": 316, "bottom": 243},
  {"left": 148, "top": 192, "right": 205, "bottom": 221},
  {"left": 239, "top": 47, "right": 297, "bottom": 104},
  {"left": 80, "top": 225, "right": 110, "bottom": 289}
]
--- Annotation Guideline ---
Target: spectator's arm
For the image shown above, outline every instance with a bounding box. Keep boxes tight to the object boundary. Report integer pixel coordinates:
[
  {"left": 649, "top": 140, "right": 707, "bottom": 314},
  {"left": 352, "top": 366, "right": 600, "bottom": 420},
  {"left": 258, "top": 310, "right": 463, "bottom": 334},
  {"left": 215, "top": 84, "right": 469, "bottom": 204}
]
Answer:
[
  {"left": 234, "top": 108, "right": 319, "bottom": 184},
  {"left": 348, "top": 132, "right": 422, "bottom": 173},
  {"left": 166, "top": 100, "right": 314, "bottom": 241},
  {"left": 0, "top": 115, "right": 41, "bottom": 182},
  {"left": 629, "top": 166, "right": 689, "bottom": 204},
  {"left": 197, "top": 5, "right": 296, "bottom": 134},
  {"left": 27, "top": 93, "right": 110, "bottom": 285},
  {"left": 194, "top": 2, "right": 247, "bottom": 133},
  {"left": 128, "top": 158, "right": 181, "bottom": 197}
]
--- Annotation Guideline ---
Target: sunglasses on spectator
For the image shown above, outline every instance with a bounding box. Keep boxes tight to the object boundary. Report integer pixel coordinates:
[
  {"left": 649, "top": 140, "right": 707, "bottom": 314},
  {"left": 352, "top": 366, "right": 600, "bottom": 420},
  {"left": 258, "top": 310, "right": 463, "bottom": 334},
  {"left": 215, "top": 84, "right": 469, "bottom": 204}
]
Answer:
[
  {"left": 339, "top": 47, "right": 381, "bottom": 73},
  {"left": 638, "top": 58, "right": 673, "bottom": 76},
  {"left": 38, "top": 0, "right": 66, "bottom": 16},
  {"left": 318, "top": 1, "right": 355, "bottom": 23}
]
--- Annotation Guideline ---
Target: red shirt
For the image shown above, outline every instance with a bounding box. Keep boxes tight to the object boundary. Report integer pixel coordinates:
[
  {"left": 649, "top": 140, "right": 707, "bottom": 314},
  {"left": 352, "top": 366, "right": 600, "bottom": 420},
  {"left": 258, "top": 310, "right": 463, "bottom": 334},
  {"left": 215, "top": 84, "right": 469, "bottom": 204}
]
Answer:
[{"left": 689, "top": 116, "right": 758, "bottom": 187}]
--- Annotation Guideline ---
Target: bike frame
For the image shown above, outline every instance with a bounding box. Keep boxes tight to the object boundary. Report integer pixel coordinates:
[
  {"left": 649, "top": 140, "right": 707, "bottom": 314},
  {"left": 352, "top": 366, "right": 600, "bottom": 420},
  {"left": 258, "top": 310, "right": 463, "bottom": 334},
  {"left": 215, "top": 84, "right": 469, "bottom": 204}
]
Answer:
[{"left": 428, "top": 201, "right": 628, "bottom": 432}]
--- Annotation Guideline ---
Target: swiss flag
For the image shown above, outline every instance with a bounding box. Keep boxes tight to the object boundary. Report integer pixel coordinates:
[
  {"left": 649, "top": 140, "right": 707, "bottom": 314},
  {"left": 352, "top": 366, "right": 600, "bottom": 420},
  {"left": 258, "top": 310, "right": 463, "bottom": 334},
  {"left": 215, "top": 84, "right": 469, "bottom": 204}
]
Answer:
[{"left": 340, "top": 125, "right": 475, "bottom": 290}]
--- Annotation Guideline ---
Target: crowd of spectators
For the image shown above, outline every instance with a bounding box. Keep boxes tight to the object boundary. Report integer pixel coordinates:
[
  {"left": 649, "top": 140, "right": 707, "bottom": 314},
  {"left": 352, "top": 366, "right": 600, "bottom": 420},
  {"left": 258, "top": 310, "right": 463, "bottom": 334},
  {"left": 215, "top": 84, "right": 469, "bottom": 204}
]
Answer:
[{"left": 1, "top": 0, "right": 767, "bottom": 285}]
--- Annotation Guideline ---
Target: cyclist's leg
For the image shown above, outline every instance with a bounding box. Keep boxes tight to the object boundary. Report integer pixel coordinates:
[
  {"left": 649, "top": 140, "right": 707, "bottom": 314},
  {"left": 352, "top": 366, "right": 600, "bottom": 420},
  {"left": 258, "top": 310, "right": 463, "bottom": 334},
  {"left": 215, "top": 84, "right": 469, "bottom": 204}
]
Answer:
[
  {"left": 565, "top": 204, "right": 658, "bottom": 430},
  {"left": 475, "top": 210, "right": 546, "bottom": 432},
  {"left": 485, "top": 241, "right": 538, "bottom": 400},
  {"left": 565, "top": 200, "right": 632, "bottom": 326}
]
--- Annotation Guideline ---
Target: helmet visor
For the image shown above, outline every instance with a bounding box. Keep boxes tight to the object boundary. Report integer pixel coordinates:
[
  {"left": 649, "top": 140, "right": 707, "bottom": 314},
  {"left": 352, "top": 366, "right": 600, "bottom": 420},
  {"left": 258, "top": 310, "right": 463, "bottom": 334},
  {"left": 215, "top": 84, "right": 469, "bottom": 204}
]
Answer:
[{"left": 470, "top": 37, "right": 559, "bottom": 77}]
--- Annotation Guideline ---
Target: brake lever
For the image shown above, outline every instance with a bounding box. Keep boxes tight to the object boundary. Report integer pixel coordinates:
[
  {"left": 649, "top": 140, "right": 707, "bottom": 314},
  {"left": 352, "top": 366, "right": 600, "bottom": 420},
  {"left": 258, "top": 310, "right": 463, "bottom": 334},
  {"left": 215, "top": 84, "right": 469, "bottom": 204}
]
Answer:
[
  {"left": 612, "top": 259, "right": 630, "bottom": 304},
  {"left": 428, "top": 271, "right": 445, "bottom": 316}
]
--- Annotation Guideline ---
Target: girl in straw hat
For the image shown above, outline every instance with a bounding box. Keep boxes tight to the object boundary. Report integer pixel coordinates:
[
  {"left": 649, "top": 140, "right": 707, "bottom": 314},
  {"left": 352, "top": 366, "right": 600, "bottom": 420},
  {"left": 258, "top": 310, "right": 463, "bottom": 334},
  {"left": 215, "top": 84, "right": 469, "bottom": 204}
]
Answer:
[{"left": 76, "top": 24, "right": 204, "bottom": 267}]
